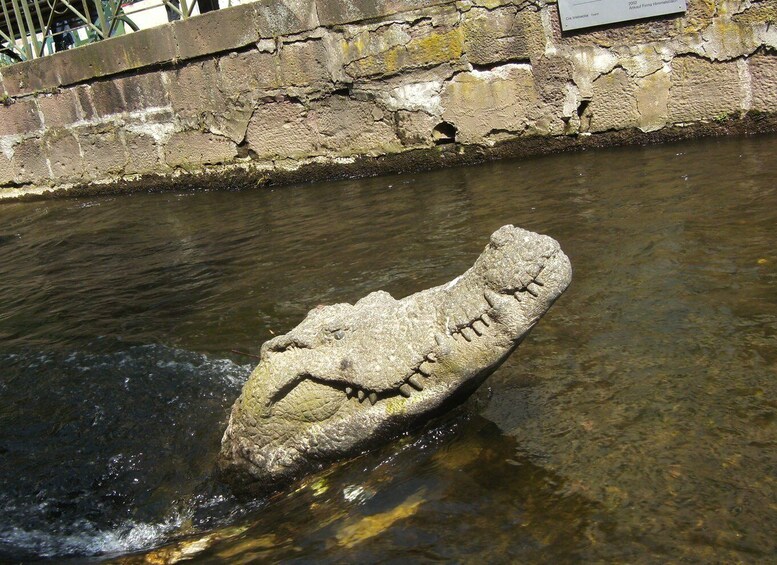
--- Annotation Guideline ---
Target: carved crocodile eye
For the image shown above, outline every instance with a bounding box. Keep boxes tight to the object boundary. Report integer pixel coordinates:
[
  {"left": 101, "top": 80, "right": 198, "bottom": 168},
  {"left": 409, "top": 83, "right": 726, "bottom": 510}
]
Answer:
[{"left": 334, "top": 329, "right": 344, "bottom": 340}]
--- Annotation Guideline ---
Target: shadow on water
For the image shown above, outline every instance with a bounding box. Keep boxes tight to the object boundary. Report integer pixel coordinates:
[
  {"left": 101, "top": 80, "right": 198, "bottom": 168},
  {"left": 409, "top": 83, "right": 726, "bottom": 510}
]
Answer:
[
  {"left": 114, "top": 414, "right": 604, "bottom": 564},
  {"left": 0, "top": 134, "right": 776, "bottom": 562}
]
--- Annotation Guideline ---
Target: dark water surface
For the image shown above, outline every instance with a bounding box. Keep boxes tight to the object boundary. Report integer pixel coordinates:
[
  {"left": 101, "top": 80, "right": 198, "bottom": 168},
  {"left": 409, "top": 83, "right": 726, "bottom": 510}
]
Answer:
[{"left": 1, "top": 135, "right": 776, "bottom": 563}]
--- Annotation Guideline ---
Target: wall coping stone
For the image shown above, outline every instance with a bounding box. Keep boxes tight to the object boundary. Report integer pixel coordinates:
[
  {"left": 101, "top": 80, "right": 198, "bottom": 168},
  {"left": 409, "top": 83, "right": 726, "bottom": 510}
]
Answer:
[{"left": 0, "top": 0, "right": 469, "bottom": 99}]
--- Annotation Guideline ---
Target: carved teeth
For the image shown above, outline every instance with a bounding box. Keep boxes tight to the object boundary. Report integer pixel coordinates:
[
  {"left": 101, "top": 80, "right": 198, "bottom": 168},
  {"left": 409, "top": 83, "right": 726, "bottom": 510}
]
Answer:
[
  {"left": 471, "top": 320, "right": 484, "bottom": 336},
  {"left": 484, "top": 289, "right": 516, "bottom": 312},
  {"left": 345, "top": 386, "right": 353, "bottom": 396},
  {"left": 425, "top": 352, "right": 437, "bottom": 362},
  {"left": 460, "top": 327, "right": 474, "bottom": 342},
  {"left": 407, "top": 375, "right": 424, "bottom": 390},
  {"left": 480, "top": 313, "right": 491, "bottom": 326},
  {"left": 357, "top": 390, "right": 366, "bottom": 402},
  {"left": 417, "top": 363, "right": 431, "bottom": 376},
  {"left": 399, "top": 384, "right": 413, "bottom": 397},
  {"left": 484, "top": 289, "right": 500, "bottom": 308},
  {"left": 526, "top": 283, "right": 540, "bottom": 297},
  {"left": 368, "top": 392, "right": 378, "bottom": 405}
]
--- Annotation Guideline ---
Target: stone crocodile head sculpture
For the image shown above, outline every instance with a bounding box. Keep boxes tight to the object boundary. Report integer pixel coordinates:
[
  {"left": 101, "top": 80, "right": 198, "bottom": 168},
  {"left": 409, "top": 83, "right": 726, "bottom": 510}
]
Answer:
[{"left": 219, "top": 225, "right": 572, "bottom": 492}]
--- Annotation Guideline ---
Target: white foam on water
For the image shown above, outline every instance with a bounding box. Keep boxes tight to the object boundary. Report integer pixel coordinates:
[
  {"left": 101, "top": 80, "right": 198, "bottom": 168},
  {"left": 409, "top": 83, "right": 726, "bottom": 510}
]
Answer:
[
  {"left": 1, "top": 342, "right": 253, "bottom": 559},
  {"left": 0, "top": 510, "right": 189, "bottom": 558}
]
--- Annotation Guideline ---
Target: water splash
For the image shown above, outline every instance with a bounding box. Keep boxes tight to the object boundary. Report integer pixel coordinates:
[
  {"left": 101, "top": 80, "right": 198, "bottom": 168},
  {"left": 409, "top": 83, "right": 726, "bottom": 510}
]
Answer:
[{"left": 0, "top": 342, "right": 252, "bottom": 559}]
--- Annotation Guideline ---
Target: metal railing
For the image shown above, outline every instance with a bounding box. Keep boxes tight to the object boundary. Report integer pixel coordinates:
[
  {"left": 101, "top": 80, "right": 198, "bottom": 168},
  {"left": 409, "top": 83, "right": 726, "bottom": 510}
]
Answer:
[{"left": 0, "top": 0, "right": 222, "bottom": 67}]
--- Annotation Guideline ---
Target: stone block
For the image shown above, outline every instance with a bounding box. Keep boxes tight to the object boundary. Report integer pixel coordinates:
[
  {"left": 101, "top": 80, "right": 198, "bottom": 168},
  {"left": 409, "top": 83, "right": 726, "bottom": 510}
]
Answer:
[
  {"left": 279, "top": 40, "right": 331, "bottom": 87},
  {"left": 668, "top": 56, "right": 744, "bottom": 123},
  {"left": 175, "top": 3, "right": 260, "bottom": 61},
  {"left": 696, "top": 19, "right": 761, "bottom": 62},
  {"left": 219, "top": 50, "right": 281, "bottom": 96},
  {"left": 316, "top": 0, "right": 454, "bottom": 26},
  {"left": 309, "top": 96, "right": 400, "bottom": 154},
  {"left": 749, "top": 53, "right": 777, "bottom": 113},
  {"left": 53, "top": 27, "right": 176, "bottom": 88},
  {"left": 733, "top": 0, "right": 777, "bottom": 26},
  {"left": 636, "top": 69, "right": 670, "bottom": 132},
  {"left": 1, "top": 26, "right": 174, "bottom": 97},
  {"left": 255, "top": 0, "right": 319, "bottom": 38},
  {"left": 337, "top": 23, "right": 412, "bottom": 70},
  {"left": 94, "top": 26, "right": 177, "bottom": 74},
  {"left": 210, "top": 107, "right": 255, "bottom": 144},
  {"left": 168, "top": 59, "right": 251, "bottom": 140},
  {"left": 45, "top": 131, "right": 84, "bottom": 181},
  {"left": 618, "top": 46, "right": 665, "bottom": 79},
  {"left": 587, "top": 68, "right": 638, "bottom": 133},
  {"left": 91, "top": 80, "right": 127, "bottom": 118},
  {"left": 125, "top": 132, "right": 161, "bottom": 174},
  {"left": 164, "top": 130, "right": 237, "bottom": 167},
  {"left": 55, "top": 44, "right": 123, "bottom": 86},
  {"left": 11, "top": 138, "right": 50, "bottom": 183},
  {"left": 0, "top": 99, "right": 42, "bottom": 136},
  {"left": 37, "top": 90, "right": 81, "bottom": 128},
  {"left": 461, "top": 7, "right": 532, "bottom": 67},
  {"left": 345, "top": 24, "right": 463, "bottom": 79},
  {"left": 1, "top": 56, "right": 60, "bottom": 97},
  {"left": 166, "top": 61, "right": 223, "bottom": 123},
  {"left": 245, "top": 101, "right": 317, "bottom": 158},
  {"left": 394, "top": 109, "right": 439, "bottom": 146},
  {"left": 81, "top": 130, "right": 127, "bottom": 178},
  {"left": 531, "top": 55, "right": 574, "bottom": 105},
  {"left": 440, "top": 64, "right": 542, "bottom": 143},
  {"left": 467, "top": 0, "right": 517, "bottom": 6},
  {"left": 75, "top": 86, "right": 98, "bottom": 121},
  {"left": 117, "top": 72, "right": 170, "bottom": 112},
  {"left": 0, "top": 153, "right": 13, "bottom": 185},
  {"left": 376, "top": 78, "right": 444, "bottom": 114}
]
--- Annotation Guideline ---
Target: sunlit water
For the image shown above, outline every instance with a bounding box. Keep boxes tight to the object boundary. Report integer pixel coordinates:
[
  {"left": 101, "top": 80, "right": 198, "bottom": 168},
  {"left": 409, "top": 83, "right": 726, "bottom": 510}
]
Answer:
[{"left": 1, "top": 135, "right": 776, "bottom": 563}]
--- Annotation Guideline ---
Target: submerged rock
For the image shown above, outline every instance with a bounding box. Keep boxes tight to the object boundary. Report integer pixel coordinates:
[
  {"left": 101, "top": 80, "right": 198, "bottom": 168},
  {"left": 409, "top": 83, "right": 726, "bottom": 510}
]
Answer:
[{"left": 218, "top": 225, "right": 572, "bottom": 492}]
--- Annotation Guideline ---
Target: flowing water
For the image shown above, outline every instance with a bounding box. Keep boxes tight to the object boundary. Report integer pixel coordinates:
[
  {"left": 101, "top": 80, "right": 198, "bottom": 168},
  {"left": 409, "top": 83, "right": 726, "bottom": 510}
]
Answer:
[{"left": 1, "top": 135, "right": 776, "bottom": 563}]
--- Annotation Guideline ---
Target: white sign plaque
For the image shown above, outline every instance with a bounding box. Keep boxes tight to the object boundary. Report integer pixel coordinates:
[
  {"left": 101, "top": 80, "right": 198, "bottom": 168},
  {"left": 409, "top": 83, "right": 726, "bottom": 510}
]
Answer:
[{"left": 558, "top": 0, "right": 687, "bottom": 31}]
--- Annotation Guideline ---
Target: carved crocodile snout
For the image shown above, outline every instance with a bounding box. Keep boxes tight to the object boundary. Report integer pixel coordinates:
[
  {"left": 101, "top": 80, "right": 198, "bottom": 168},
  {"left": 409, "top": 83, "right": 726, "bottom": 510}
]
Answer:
[{"left": 219, "top": 225, "right": 572, "bottom": 492}]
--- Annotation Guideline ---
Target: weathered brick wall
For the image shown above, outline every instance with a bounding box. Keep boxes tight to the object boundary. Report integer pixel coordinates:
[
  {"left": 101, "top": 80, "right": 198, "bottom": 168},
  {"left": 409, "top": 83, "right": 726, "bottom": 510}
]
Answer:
[{"left": 0, "top": 0, "right": 775, "bottom": 199}]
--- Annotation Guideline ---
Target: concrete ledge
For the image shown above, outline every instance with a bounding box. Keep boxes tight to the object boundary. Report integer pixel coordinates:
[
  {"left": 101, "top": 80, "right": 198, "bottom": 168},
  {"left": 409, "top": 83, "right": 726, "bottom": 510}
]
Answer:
[
  {"left": 2, "top": 26, "right": 177, "bottom": 97},
  {"left": 0, "top": 0, "right": 465, "bottom": 97},
  {"left": 0, "top": 0, "right": 327, "bottom": 97},
  {"left": 255, "top": 0, "right": 320, "bottom": 37},
  {"left": 2, "top": 56, "right": 62, "bottom": 97},
  {"left": 316, "top": 0, "right": 455, "bottom": 26},
  {"left": 174, "top": 3, "right": 261, "bottom": 60}
]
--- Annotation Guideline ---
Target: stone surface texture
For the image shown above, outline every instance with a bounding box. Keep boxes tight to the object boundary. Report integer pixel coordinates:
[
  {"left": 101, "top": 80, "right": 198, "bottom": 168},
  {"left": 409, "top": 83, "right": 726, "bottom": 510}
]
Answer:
[
  {"left": 0, "top": 0, "right": 775, "bottom": 199},
  {"left": 219, "top": 225, "right": 573, "bottom": 491}
]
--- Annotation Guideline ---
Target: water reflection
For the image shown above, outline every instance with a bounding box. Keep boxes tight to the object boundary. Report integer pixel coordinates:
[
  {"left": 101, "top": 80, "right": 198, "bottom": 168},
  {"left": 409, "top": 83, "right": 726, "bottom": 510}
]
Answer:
[
  {"left": 0, "top": 135, "right": 776, "bottom": 561},
  {"left": 119, "top": 416, "right": 603, "bottom": 564}
]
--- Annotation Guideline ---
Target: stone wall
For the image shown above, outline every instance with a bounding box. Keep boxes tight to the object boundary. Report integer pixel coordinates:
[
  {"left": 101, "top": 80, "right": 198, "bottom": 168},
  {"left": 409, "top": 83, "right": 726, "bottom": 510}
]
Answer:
[{"left": 1, "top": 0, "right": 776, "bottom": 199}]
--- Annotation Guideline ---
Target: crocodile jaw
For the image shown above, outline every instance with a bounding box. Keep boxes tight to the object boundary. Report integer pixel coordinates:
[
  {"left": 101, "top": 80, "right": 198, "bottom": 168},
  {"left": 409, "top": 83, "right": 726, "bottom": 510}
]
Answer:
[{"left": 219, "top": 226, "right": 571, "bottom": 490}]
